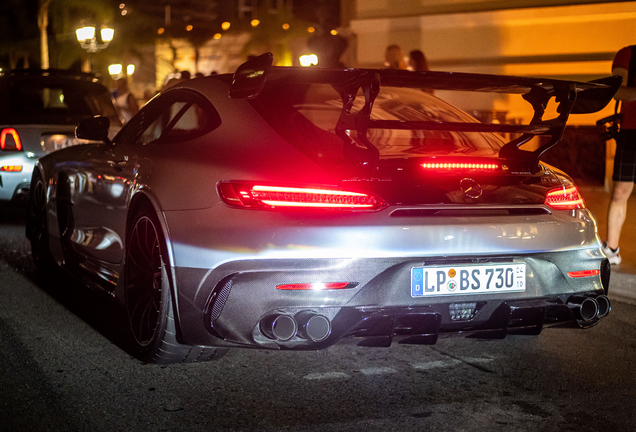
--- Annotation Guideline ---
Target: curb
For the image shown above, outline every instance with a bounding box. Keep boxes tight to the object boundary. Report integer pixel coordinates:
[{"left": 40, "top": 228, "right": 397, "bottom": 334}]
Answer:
[{"left": 608, "top": 271, "right": 636, "bottom": 305}]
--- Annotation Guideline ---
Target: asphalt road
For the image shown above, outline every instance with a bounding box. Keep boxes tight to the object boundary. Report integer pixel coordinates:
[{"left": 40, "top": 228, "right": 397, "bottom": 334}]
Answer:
[{"left": 1, "top": 203, "right": 636, "bottom": 432}]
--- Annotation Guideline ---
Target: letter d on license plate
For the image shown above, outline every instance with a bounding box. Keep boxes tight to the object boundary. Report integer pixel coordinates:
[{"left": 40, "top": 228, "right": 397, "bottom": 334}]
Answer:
[{"left": 411, "top": 263, "right": 526, "bottom": 297}]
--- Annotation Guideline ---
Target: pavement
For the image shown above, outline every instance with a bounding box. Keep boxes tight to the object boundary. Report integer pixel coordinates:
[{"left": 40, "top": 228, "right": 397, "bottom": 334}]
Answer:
[{"left": 580, "top": 186, "right": 636, "bottom": 305}]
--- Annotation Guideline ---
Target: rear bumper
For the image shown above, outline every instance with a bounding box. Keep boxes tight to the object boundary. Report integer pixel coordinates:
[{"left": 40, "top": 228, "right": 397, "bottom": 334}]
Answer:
[
  {"left": 171, "top": 252, "right": 610, "bottom": 349},
  {"left": 243, "top": 294, "right": 611, "bottom": 350}
]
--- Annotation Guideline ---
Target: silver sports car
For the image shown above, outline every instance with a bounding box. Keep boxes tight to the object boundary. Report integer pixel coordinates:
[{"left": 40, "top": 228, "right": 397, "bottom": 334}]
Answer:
[{"left": 26, "top": 53, "right": 620, "bottom": 363}]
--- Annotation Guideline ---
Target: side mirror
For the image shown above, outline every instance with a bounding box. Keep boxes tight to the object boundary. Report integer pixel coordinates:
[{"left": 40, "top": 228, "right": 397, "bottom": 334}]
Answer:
[{"left": 76, "top": 116, "right": 110, "bottom": 142}]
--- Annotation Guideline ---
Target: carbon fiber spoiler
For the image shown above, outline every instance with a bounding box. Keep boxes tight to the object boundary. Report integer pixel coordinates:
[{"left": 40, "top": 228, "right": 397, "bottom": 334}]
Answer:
[{"left": 230, "top": 53, "right": 621, "bottom": 171}]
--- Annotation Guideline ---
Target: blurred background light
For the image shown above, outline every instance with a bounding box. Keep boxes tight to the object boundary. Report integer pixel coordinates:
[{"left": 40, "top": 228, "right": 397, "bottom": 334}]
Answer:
[
  {"left": 299, "top": 54, "right": 318, "bottom": 67},
  {"left": 108, "top": 64, "right": 122, "bottom": 77}
]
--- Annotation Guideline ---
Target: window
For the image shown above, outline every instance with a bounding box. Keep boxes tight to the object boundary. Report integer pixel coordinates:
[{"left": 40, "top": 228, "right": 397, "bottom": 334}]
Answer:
[
  {"left": 114, "top": 89, "right": 220, "bottom": 147},
  {"left": 251, "top": 82, "right": 506, "bottom": 166},
  {"left": 8, "top": 78, "right": 122, "bottom": 127}
]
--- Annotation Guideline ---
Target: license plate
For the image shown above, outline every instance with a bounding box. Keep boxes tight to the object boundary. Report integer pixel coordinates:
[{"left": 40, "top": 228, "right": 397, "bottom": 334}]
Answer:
[{"left": 411, "top": 263, "right": 526, "bottom": 297}]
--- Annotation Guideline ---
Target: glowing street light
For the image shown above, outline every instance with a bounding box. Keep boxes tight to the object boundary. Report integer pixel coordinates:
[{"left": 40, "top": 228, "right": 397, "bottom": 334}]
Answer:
[
  {"left": 108, "top": 64, "right": 123, "bottom": 78},
  {"left": 75, "top": 25, "right": 114, "bottom": 53}
]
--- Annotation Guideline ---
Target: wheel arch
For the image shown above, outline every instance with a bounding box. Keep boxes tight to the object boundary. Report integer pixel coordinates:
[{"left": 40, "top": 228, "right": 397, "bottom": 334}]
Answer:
[{"left": 125, "top": 190, "right": 185, "bottom": 342}]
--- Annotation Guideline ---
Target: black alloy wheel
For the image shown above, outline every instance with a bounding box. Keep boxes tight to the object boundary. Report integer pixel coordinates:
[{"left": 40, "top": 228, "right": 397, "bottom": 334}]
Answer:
[
  {"left": 125, "top": 209, "right": 165, "bottom": 350},
  {"left": 27, "top": 172, "right": 53, "bottom": 270},
  {"left": 124, "top": 203, "right": 226, "bottom": 363}
]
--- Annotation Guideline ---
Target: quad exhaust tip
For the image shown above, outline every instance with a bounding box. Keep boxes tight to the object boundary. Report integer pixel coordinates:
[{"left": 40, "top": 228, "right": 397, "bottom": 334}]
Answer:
[
  {"left": 260, "top": 314, "right": 297, "bottom": 341},
  {"left": 595, "top": 295, "right": 611, "bottom": 318},
  {"left": 567, "top": 295, "right": 611, "bottom": 322},
  {"left": 260, "top": 311, "right": 331, "bottom": 343}
]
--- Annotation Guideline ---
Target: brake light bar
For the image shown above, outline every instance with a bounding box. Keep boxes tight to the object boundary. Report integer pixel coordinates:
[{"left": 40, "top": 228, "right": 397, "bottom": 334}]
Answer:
[
  {"left": 276, "top": 282, "right": 355, "bottom": 290},
  {"left": 218, "top": 182, "right": 387, "bottom": 211},
  {"left": 0, "top": 165, "right": 22, "bottom": 172},
  {"left": 544, "top": 186, "right": 585, "bottom": 210},
  {"left": 0, "top": 128, "right": 22, "bottom": 151},
  {"left": 567, "top": 269, "right": 600, "bottom": 278},
  {"left": 422, "top": 162, "right": 499, "bottom": 171}
]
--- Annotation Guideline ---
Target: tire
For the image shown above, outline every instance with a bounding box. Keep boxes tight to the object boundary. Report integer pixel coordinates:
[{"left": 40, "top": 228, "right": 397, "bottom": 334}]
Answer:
[
  {"left": 124, "top": 202, "right": 226, "bottom": 364},
  {"left": 26, "top": 171, "right": 55, "bottom": 272}
]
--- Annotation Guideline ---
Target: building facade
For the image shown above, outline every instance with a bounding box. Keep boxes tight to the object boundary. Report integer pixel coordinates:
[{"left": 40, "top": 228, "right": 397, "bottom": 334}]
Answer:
[{"left": 342, "top": 0, "right": 636, "bottom": 124}]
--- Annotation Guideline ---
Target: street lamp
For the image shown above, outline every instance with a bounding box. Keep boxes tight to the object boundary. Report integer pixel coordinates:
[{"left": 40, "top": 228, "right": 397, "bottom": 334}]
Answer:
[
  {"left": 75, "top": 25, "right": 114, "bottom": 53},
  {"left": 108, "top": 64, "right": 123, "bottom": 79},
  {"left": 76, "top": 24, "right": 114, "bottom": 72}
]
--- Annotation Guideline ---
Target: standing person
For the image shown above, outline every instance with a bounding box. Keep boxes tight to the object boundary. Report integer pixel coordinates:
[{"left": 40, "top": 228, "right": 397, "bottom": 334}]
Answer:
[
  {"left": 408, "top": 49, "right": 429, "bottom": 72},
  {"left": 385, "top": 44, "right": 407, "bottom": 70},
  {"left": 604, "top": 44, "right": 636, "bottom": 264},
  {"left": 113, "top": 78, "right": 139, "bottom": 123},
  {"left": 408, "top": 49, "right": 434, "bottom": 94}
]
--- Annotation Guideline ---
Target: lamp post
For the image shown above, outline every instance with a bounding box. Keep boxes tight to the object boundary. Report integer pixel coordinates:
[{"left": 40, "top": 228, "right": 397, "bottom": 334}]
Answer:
[{"left": 75, "top": 25, "right": 114, "bottom": 72}]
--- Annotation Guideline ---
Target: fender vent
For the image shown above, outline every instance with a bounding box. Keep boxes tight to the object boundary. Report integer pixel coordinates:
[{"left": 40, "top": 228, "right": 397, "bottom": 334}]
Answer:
[{"left": 209, "top": 278, "right": 233, "bottom": 325}]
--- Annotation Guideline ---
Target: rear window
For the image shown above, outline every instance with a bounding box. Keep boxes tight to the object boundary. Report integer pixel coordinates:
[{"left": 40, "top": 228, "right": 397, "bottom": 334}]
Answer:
[
  {"left": 252, "top": 82, "right": 504, "bottom": 165},
  {"left": 5, "top": 78, "right": 122, "bottom": 127}
]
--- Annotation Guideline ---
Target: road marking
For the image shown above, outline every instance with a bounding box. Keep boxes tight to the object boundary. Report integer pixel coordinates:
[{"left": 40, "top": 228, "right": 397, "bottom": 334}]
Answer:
[
  {"left": 303, "top": 357, "right": 495, "bottom": 380},
  {"left": 359, "top": 367, "right": 397, "bottom": 376},
  {"left": 412, "top": 357, "right": 494, "bottom": 370},
  {"left": 304, "top": 372, "right": 351, "bottom": 380}
]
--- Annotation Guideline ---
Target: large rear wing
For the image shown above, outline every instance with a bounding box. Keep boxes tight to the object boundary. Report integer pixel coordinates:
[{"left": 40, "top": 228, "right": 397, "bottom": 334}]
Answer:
[{"left": 230, "top": 53, "right": 621, "bottom": 172}]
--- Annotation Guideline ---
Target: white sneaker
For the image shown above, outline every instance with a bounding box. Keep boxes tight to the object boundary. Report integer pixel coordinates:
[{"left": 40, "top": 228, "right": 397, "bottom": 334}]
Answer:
[{"left": 602, "top": 242, "right": 622, "bottom": 265}]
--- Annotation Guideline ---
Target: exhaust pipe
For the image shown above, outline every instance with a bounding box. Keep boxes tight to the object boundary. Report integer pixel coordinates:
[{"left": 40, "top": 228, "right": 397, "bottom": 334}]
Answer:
[
  {"left": 260, "top": 314, "right": 297, "bottom": 341},
  {"left": 595, "top": 295, "right": 611, "bottom": 318},
  {"left": 567, "top": 296, "right": 599, "bottom": 322},
  {"left": 296, "top": 311, "right": 331, "bottom": 342}
]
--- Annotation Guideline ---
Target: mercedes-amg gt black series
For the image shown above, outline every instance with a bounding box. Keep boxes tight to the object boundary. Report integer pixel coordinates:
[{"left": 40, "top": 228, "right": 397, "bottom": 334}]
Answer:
[{"left": 26, "top": 53, "right": 619, "bottom": 363}]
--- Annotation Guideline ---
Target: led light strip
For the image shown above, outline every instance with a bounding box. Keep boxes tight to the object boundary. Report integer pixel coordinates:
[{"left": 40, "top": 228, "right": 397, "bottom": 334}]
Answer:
[
  {"left": 422, "top": 163, "right": 499, "bottom": 170},
  {"left": 545, "top": 186, "right": 585, "bottom": 210},
  {"left": 276, "top": 282, "right": 351, "bottom": 290},
  {"left": 252, "top": 185, "right": 368, "bottom": 197},
  {"left": 252, "top": 185, "right": 376, "bottom": 208},
  {"left": 567, "top": 269, "right": 600, "bottom": 278},
  {"left": 0, "top": 128, "right": 22, "bottom": 151}
]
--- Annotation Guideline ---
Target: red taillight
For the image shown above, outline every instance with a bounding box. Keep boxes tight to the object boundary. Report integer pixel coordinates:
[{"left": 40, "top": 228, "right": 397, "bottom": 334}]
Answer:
[
  {"left": 421, "top": 162, "right": 499, "bottom": 171},
  {"left": 276, "top": 282, "right": 355, "bottom": 290},
  {"left": 0, "top": 128, "right": 22, "bottom": 151},
  {"left": 218, "top": 182, "right": 387, "bottom": 211},
  {"left": 0, "top": 165, "right": 22, "bottom": 172},
  {"left": 567, "top": 269, "right": 600, "bottom": 278},
  {"left": 545, "top": 186, "right": 585, "bottom": 210}
]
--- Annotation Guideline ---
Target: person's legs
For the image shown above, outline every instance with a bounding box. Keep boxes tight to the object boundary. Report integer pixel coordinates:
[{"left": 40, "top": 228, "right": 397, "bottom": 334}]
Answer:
[{"left": 606, "top": 180, "right": 634, "bottom": 249}]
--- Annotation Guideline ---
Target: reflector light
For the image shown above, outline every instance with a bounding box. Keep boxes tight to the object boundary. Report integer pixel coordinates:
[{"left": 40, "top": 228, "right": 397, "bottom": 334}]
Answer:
[
  {"left": 0, "top": 165, "right": 22, "bottom": 172},
  {"left": 218, "top": 182, "right": 387, "bottom": 211},
  {"left": 276, "top": 282, "right": 352, "bottom": 290},
  {"left": 0, "top": 128, "right": 22, "bottom": 151},
  {"left": 422, "top": 162, "right": 499, "bottom": 170},
  {"left": 567, "top": 269, "right": 600, "bottom": 278},
  {"left": 544, "top": 186, "right": 585, "bottom": 210}
]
